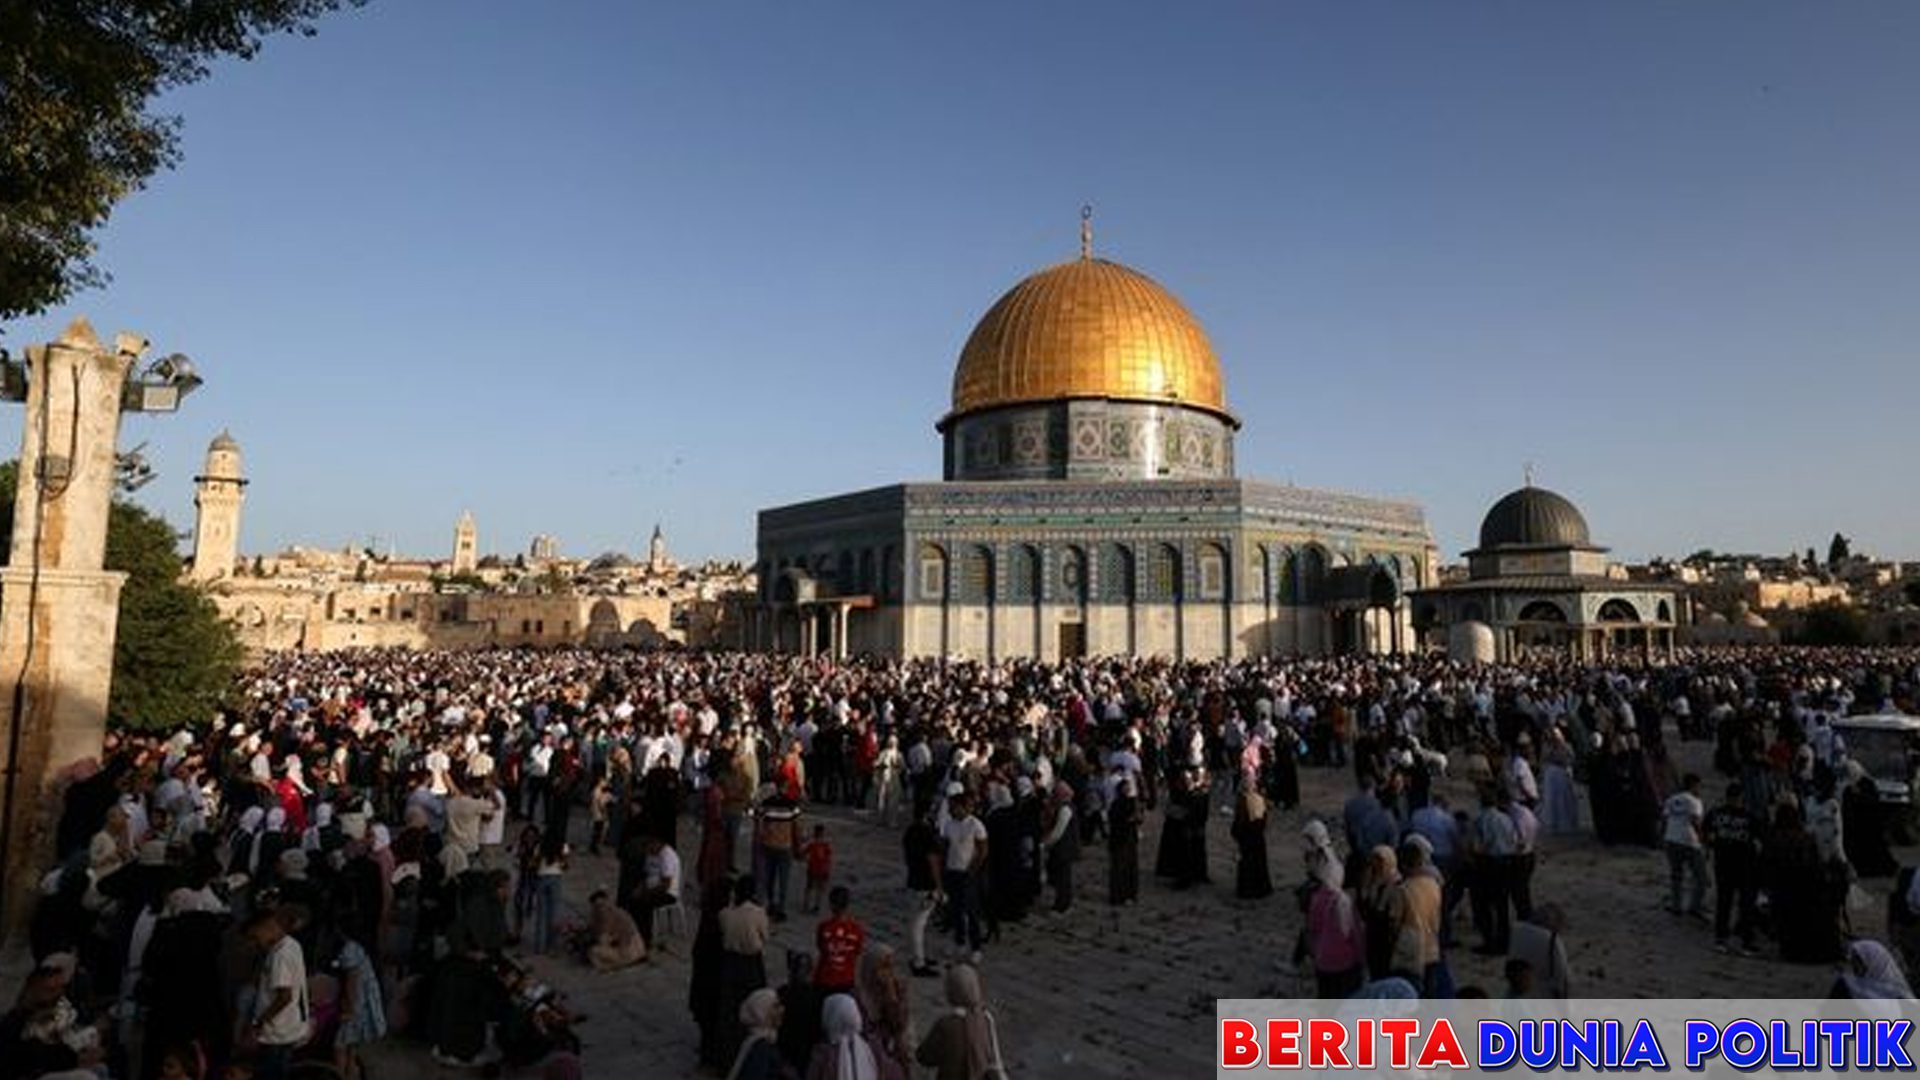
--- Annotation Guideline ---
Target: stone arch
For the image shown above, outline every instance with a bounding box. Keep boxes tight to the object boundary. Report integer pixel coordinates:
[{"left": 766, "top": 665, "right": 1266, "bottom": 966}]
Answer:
[
  {"left": 1196, "top": 541, "right": 1229, "bottom": 601},
  {"left": 916, "top": 543, "right": 948, "bottom": 602},
  {"left": 1656, "top": 599, "right": 1673, "bottom": 623},
  {"left": 1147, "top": 543, "right": 1183, "bottom": 602},
  {"left": 1517, "top": 599, "right": 1569, "bottom": 623},
  {"left": 957, "top": 544, "right": 994, "bottom": 604},
  {"left": 1099, "top": 543, "right": 1135, "bottom": 603},
  {"left": 1276, "top": 547, "right": 1298, "bottom": 604},
  {"left": 1598, "top": 598, "right": 1642, "bottom": 622},
  {"left": 1060, "top": 544, "right": 1089, "bottom": 605},
  {"left": 1008, "top": 544, "right": 1041, "bottom": 604},
  {"left": 588, "top": 598, "right": 621, "bottom": 633},
  {"left": 1297, "top": 544, "right": 1330, "bottom": 605}
]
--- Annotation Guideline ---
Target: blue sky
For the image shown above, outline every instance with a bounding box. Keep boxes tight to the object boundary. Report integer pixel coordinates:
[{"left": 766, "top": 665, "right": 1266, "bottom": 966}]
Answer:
[{"left": 9, "top": 2, "right": 1919, "bottom": 563}]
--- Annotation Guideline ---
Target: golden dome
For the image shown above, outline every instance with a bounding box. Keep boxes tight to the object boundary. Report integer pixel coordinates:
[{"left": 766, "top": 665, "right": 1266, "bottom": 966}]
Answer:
[{"left": 946, "top": 256, "right": 1230, "bottom": 425}]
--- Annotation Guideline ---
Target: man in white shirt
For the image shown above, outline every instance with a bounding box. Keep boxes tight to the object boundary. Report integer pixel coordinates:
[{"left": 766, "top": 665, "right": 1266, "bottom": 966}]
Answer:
[
  {"left": 1662, "top": 773, "right": 1707, "bottom": 917},
  {"left": 940, "top": 792, "right": 989, "bottom": 958},
  {"left": 524, "top": 734, "right": 555, "bottom": 821},
  {"left": 245, "top": 908, "right": 309, "bottom": 1080},
  {"left": 633, "top": 835, "right": 682, "bottom": 950}
]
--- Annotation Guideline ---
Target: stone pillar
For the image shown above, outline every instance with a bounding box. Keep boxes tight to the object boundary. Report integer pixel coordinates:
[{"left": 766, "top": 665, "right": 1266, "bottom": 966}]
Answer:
[
  {"left": 834, "top": 603, "right": 851, "bottom": 661},
  {"left": 800, "top": 607, "right": 816, "bottom": 658},
  {"left": 0, "top": 320, "right": 134, "bottom": 939}
]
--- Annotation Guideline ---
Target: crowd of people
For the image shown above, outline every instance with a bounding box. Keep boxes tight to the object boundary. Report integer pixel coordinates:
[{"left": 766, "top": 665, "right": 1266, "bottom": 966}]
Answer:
[{"left": 7, "top": 644, "right": 1920, "bottom": 1078}]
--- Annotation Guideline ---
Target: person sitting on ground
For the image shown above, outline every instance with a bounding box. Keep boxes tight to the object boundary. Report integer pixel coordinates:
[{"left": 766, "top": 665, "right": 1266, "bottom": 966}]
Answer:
[{"left": 586, "top": 890, "right": 647, "bottom": 971}]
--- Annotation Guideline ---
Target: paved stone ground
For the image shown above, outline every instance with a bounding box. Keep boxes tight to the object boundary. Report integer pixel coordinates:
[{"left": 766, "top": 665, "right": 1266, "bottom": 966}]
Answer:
[{"left": 369, "top": 737, "right": 1905, "bottom": 1078}]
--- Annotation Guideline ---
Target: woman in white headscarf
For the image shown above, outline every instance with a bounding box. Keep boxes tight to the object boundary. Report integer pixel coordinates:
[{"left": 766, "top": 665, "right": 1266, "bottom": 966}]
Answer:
[
  {"left": 1834, "top": 939, "right": 1915, "bottom": 1000},
  {"left": 915, "top": 964, "right": 1002, "bottom": 1080},
  {"left": 726, "top": 988, "right": 787, "bottom": 1080},
  {"left": 1298, "top": 821, "right": 1364, "bottom": 997},
  {"left": 227, "top": 806, "right": 265, "bottom": 879},
  {"left": 805, "top": 992, "right": 895, "bottom": 1080}
]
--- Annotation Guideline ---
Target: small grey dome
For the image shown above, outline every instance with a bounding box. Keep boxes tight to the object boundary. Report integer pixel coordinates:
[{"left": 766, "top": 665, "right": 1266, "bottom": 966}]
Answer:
[{"left": 1478, "top": 486, "right": 1591, "bottom": 549}]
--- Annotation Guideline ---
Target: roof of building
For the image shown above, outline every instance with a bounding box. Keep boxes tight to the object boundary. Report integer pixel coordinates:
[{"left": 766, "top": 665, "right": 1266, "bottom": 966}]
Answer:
[
  {"left": 945, "top": 248, "right": 1228, "bottom": 426},
  {"left": 1476, "top": 485, "right": 1592, "bottom": 550}
]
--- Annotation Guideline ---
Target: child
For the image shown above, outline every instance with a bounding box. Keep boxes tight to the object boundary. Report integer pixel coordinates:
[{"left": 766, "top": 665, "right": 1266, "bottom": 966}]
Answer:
[
  {"left": 800, "top": 823, "right": 833, "bottom": 914},
  {"left": 588, "top": 776, "right": 612, "bottom": 856}
]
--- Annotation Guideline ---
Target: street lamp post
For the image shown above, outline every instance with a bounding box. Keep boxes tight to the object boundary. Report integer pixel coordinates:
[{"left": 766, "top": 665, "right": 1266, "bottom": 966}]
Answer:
[{"left": 0, "top": 317, "right": 202, "bottom": 938}]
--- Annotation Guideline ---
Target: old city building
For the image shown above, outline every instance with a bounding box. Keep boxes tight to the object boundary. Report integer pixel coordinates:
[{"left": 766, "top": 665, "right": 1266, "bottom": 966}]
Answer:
[{"left": 752, "top": 221, "right": 1437, "bottom": 660}]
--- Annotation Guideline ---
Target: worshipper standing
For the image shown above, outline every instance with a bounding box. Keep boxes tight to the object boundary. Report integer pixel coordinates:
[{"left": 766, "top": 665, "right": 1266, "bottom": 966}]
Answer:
[
  {"left": 329, "top": 920, "right": 387, "bottom": 1080},
  {"left": 1661, "top": 773, "right": 1708, "bottom": 919},
  {"left": 1766, "top": 801, "right": 1842, "bottom": 963},
  {"left": 1410, "top": 793, "right": 1463, "bottom": 946},
  {"left": 915, "top": 964, "right": 1006, "bottom": 1080},
  {"left": 1297, "top": 822, "right": 1365, "bottom": 998},
  {"left": 1231, "top": 788, "right": 1273, "bottom": 900},
  {"left": 757, "top": 789, "right": 803, "bottom": 922},
  {"left": 726, "top": 988, "right": 791, "bottom": 1080},
  {"left": 1388, "top": 838, "right": 1445, "bottom": 996},
  {"left": 241, "top": 908, "right": 310, "bottom": 1080},
  {"left": 940, "top": 792, "right": 990, "bottom": 961},
  {"left": 1538, "top": 728, "right": 1581, "bottom": 835},
  {"left": 531, "top": 830, "right": 570, "bottom": 955},
  {"left": 814, "top": 886, "right": 868, "bottom": 996},
  {"left": 1842, "top": 761, "right": 1898, "bottom": 879},
  {"left": 778, "top": 953, "right": 824, "bottom": 1076},
  {"left": 901, "top": 803, "right": 942, "bottom": 977},
  {"left": 806, "top": 993, "right": 901, "bottom": 1080},
  {"left": 1107, "top": 777, "right": 1143, "bottom": 906},
  {"left": 1469, "top": 786, "right": 1517, "bottom": 955},
  {"left": 1355, "top": 845, "right": 1401, "bottom": 980},
  {"left": 1704, "top": 780, "right": 1761, "bottom": 954},
  {"left": 691, "top": 875, "right": 735, "bottom": 1070},
  {"left": 1042, "top": 781, "right": 1080, "bottom": 914},
  {"left": 854, "top": 945, "right": 913, "bottom": 1078},
  {"left": 717, "top": 875, "right": 772, "bottom": 1067},
  {"left": 800, "top": 824, "right": 835, "bottom": 915},
  {"left": 1830, "top": 940, "right": 1915, "bottom": 1000}
]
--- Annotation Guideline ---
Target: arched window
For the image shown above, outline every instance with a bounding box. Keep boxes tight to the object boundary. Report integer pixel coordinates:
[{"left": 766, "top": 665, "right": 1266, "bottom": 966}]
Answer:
[
  {"left": 917, "top": 544, "right": 947, "bottom": 602},
  {"left": 1598, "top": 599, "right": 1641, "bottom": 622},
  {"left": 1297, "top": 545, "right": 1329, "bottom": 605},
  {"left": 1146, "top": 544, "right": 1183, "bottom": 602},
  {"left": 1060, "top": 545, "right": 1089, "bottom": 604},
  {"left": 1517, "top": 599, "right": 1568, "bottom": 623},
  {"left": 956, "top": 545, "right": 994, "bottom": 604},
  {"left": 1277, "top": 548, "right": 1297, "bottom": 604},
  {"left": 1008, "top": 544, "right": 1041, "bottom": 603},
  {"left": 1197, "top": 542, "right": 1228, "bottom": 601},
  {"left": 1656, "top": 599, "right": 1673, "bottom": 623},
  {"left": 1249, "top": 545, "right": 1270, "bottom": 602},
  {"left": 1100, "top": 544, "right": 1135, "bottom": 603}
]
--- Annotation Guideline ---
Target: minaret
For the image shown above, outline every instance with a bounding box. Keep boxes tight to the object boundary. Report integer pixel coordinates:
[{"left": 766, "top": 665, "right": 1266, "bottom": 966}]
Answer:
[
  {"left": 648, "top": 523, "right": 669, "bottom": 573},
  {"left": 452, "top": 510, "right": 478, "bottom": 574},
  {"left": 189, "top": 430, "right": 247, "bottom": 583}
]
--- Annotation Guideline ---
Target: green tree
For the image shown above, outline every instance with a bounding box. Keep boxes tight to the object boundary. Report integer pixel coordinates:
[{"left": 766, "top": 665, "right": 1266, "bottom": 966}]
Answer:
[
  {"left": 1, "top": 1, "right": 366, "bottom": 320},
  {"left": 0, "top": 461, "right": 240, "bottom": 729},
  {"left": 1828, "top": 532, "right": 1852, "bottom": 570}
]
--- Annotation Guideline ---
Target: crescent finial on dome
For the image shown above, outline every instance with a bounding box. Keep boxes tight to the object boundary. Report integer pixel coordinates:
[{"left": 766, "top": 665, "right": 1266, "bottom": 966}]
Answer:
[{"left": 1080, "top": 204, "right": 1093, "bottom": 261}]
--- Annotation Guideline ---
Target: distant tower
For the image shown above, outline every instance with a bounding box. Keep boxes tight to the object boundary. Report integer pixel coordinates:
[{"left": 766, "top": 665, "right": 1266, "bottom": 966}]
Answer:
[
  {"left": 190, "top": 430, "right": 248, "bottom": 583},
  {"left": 453, "top": 510, "right": 478, "bottom": 574},
  {"left": 648, "top": 523, "right": 669, "bottom": 573},
  {"left": 529, "top": 534, "right": 558, "bottom": 562}
]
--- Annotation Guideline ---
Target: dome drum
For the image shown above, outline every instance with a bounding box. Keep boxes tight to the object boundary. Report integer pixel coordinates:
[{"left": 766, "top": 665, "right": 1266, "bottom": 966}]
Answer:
[{"left": 943, "top": 397, "right": 1236, "bottom": 483}]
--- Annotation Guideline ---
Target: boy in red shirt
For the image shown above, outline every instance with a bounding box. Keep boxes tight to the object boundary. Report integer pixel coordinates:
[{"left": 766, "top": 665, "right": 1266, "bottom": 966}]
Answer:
[
  {"left": 813, "top": 885, "right": 866, "bottom": 994},
  {"left": 800, "top": 823, "right": 833, "bottom": 914}
]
